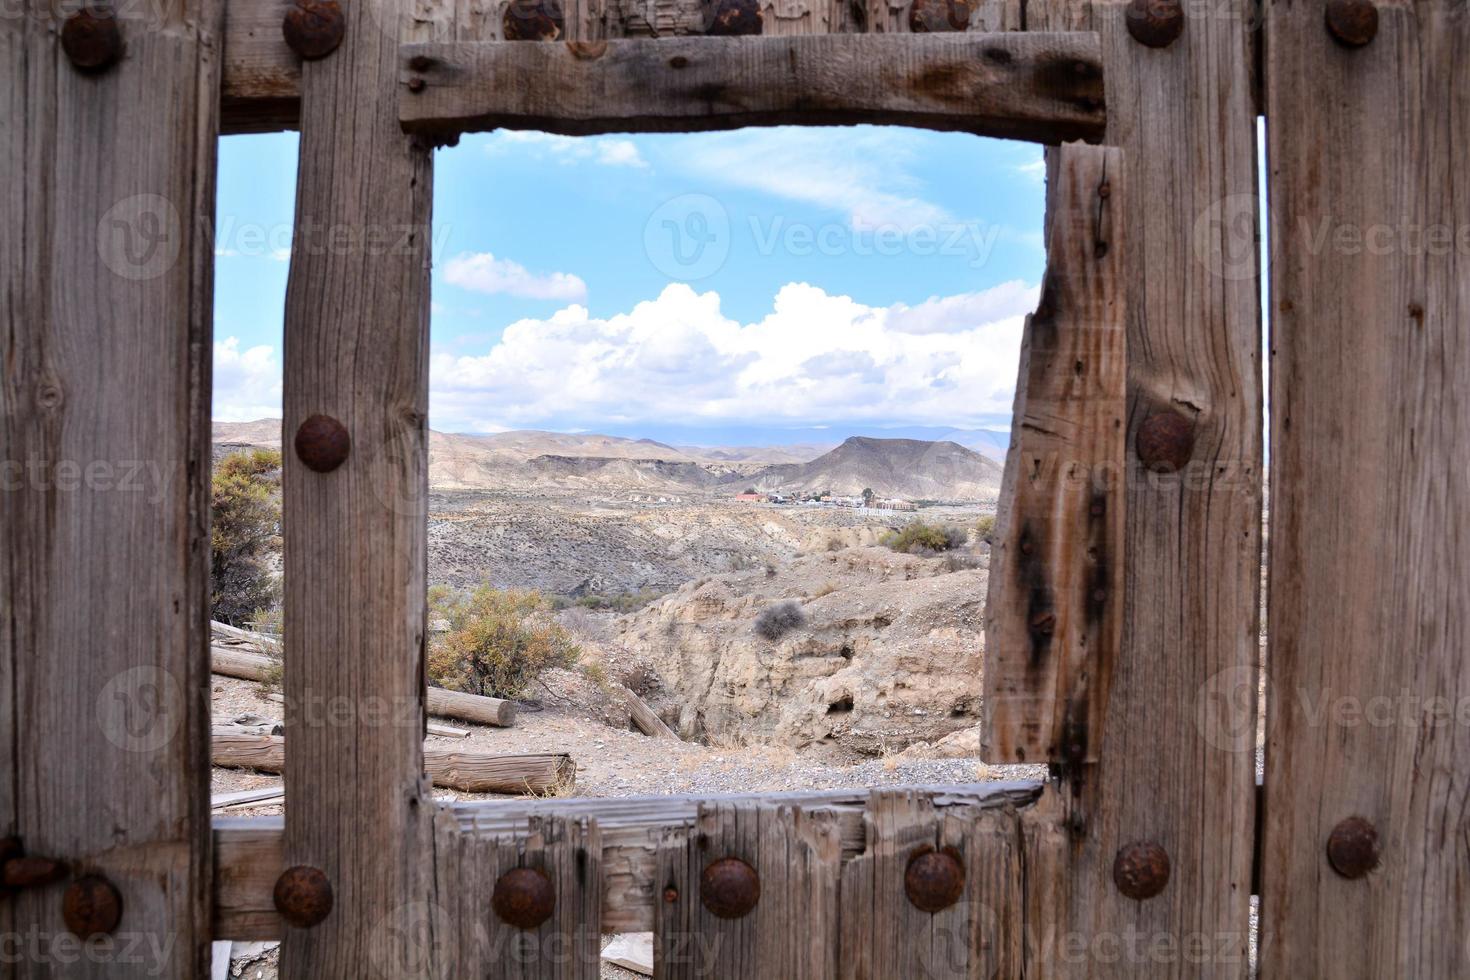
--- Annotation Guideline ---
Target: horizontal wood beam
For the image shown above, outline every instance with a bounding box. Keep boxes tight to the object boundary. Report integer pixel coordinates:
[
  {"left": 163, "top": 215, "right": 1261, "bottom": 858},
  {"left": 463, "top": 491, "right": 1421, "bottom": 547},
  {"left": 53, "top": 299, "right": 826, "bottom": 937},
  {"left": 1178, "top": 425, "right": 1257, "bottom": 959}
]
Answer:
[
  {"left": 397, "top": 34, "right": 1105, "bottom": 142},
  {"left": 212, "top": 781, "right": 1043, "bottom": 939}
]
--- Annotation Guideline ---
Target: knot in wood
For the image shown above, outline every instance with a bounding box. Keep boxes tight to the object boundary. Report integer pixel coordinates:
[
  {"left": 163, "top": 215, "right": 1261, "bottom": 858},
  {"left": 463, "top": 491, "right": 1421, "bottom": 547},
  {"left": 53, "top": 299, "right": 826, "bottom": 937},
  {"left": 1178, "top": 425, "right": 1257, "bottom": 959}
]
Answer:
[
  {"left": 62, "top": 875, "right": 124, "bottom": 938},
  {"left": 908, "top": 0, "right": 973, "bottom": 33},
  {"left": 503, "top": 0, "right": 564, "bottom": 41},
  {"left": 273, "top": 865, "right": 334, "bottom": 928},
  {"left": 492, "top": 867, "right": 556, "bottom": 930},
  {"left": 282, "top": 1, "right": 345, "bottom": 61},
  {"left": 294, "top": 414, "right": 351, "bottom": 473},
  {"left": 700, "top": 857, "right": 760, "bottom": 919},
  {"left": 1326, "top": 816, "right": 1380, "bottom": 879},
  {"left": 1135, "top": 411, "right": 1195, "bottom": 473},
  {"left": 1113, "top": 841, "right": 1170, "bottom": 900},
  {"left": 904, "top": 848, "right": 965, "bottom": 913},
  {"left": 1325, "top": 0, "right": 1377, "bottom": 47},
  {"left": 61, "top": 8, "right": 123, "bottom": 72},
  {"left": 705, "top": 0, "right": 762, "bottom": 36},
  {"left": 1124, "top": 0, "right": 1185, "bottom": 49}
]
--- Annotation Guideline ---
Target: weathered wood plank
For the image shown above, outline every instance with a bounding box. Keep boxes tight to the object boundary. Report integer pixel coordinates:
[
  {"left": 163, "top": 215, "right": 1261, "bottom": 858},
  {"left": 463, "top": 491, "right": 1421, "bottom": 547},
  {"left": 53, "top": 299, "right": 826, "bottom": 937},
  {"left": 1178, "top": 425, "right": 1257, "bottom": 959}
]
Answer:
[
  {"left": 1261, "top": 3, "right": 1470, "bottom": 975},
  {"left": 839, "top": 791, "right": 1026, "bottom": 979},
  {"left": 984, "top": 141, "right": 1125, "bottom": 766},
  {"left": 278, "top": 0, "right": 438, "bottom": 969},
  {"left": 397, "top": 33, "right": 1104, "bottom": 142},
  {"left": 2, "top": 0, "right": 223, "bottom": 974},
  {"left": 1018, "top": 0, "right": 1262, "bottom": 975},
  {"left": 210, "top": 782, "right": 1042, "bottom": 940},
  {"left": 656, "top": 802, "right": 842, "bottom": 979}
]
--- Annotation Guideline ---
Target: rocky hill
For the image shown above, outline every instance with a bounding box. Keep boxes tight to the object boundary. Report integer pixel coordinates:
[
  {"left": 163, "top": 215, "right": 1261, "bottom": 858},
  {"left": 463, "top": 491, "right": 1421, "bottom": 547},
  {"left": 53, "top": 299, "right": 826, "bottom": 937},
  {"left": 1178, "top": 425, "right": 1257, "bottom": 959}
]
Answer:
[
  {"left": 742, "top": 437, "right": 1003, "bottom": 500},
  {"left": 213, "top": 422, "right": 1002, "bottom": 502}
]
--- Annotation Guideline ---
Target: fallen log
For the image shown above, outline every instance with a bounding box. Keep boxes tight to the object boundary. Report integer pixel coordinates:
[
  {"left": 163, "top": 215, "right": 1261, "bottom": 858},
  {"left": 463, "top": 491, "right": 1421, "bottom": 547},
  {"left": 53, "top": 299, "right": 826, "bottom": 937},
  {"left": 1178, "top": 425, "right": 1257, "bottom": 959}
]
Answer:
[
  {"left": 211, "top": 647, "right": 517, "bottom": 727},
  {"left": 623, "top": 687, "right": 677, "bottom": 740},
  {"left": 210, "top": 734, "right": 573, "bottom": 795}
]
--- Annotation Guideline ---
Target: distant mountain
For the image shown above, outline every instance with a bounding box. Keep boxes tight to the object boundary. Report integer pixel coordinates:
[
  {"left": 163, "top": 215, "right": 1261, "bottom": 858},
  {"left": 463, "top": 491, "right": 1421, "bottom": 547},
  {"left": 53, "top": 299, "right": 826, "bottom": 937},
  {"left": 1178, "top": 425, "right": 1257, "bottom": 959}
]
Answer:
[
  {"left": 213, "top": 422, "right": 1000, "bottom": 500},
  {"left": 741, "top": 437, "right": 1003, "bottom": 501}
]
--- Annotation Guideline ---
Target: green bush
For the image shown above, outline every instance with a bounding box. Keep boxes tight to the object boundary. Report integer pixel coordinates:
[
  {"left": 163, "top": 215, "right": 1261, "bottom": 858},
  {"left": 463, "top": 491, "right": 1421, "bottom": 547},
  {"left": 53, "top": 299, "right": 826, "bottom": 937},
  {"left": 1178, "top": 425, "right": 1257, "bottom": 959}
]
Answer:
[
  {"left": 211, "top": 449, "right": 282, "bottom": 625},
  {"left": 976, "top": 514, "right": 997, "bottom": 541},
  {"left": 428, "top": 585, "right": 581, "bottom": 699},
  {"left": 882, "top": 520, "right": 966, "bottom": 555}
]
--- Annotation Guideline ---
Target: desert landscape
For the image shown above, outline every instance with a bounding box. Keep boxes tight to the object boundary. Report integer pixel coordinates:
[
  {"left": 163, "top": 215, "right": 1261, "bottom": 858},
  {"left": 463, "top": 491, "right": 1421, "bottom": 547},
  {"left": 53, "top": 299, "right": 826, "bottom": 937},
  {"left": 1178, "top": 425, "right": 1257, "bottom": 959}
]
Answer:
[{"left": 209, "top": 419, "right": 1025, "bottom": 977}]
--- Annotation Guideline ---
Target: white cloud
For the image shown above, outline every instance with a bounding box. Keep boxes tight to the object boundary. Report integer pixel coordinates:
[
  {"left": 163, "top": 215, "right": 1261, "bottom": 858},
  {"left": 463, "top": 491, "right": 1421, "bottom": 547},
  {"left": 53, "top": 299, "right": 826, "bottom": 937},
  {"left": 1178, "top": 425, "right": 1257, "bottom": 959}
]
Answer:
[
  {"left": 672, "top": 129, "right": 951, "bottom": 232},
  {"left": 213, "top": 337, "right": 282, "bottom": 421},
  {"left": 487, "top": 132, "right": 649, "bottom": 169},
  {"left": 1017, "top": 158, "right": 1047, "bottom": 182},
  {"left": 429, "top": 280, "right": 1036, "bottom": 431},
  {"left": 443, "top": 252, "right": 588, "bottom": 301}
]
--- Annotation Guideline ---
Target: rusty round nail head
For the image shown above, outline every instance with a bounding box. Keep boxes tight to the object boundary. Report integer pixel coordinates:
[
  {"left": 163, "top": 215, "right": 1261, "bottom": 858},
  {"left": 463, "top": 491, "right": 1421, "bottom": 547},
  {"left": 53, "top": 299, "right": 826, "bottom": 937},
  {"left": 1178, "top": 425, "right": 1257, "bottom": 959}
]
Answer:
[
  {"left": 908, "top": 0, "right": 972, "bottom": 33},
  {"left": 492, "top": 866, "right": 556, "bottom": 930},
  {"left": 1326, "top": 816, "right": 1380, "bottom": 879},
  {"left": 294, "top": 414, "right": 351, "bottom": 473},
  {"left": 61, "top": 9, "right": 123, "bottom": 72},
  {"left": 1113, "top": 842, "right": 1170, "bottom": 900},
  {"left": 1325, "top": 0, "right": 1377, "bottom": 47},
  {"left": 273, "top": 865, "right": 334, "bottom": 929},
  {"left": 1124, "top": 0, "right": 1184, "bottom": 49},
  {"left": 62, "top": 876, "right": 123, "bottom": 938},
  {"left": 663, "top": 886, "right": 679, "bottom": 904},
  {"left": 408, "top": 76, "right": 426, "bottom": 93},
  {"left": 283, "top": 0, "right": 345, "bottom": 60},
  {"left": 699, "top": 856, "right": 760, "bottom": 919},
  {"left": 904, "top": 848, "right": 965, "bottom": 914},
  {"left": 1135, "top": 411, "right": 1195, "bottom": 473},
  {"left": 502, "top": 0, "right": 564, "bottom": 40},
  {"left": 705, "top": 0, "right": 762, "bottom": 36}
]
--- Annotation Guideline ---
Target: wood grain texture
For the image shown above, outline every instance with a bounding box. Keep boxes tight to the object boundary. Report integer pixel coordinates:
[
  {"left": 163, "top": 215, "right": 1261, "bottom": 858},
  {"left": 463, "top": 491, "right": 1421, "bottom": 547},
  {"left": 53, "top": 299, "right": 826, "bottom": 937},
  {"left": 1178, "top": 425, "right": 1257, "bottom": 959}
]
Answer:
[
  {"left": 1, "top": 0, "right": 222, "bottom": 975},
  {"left": 1261, "top": 2, "right": 1470, "bottom": 975},
  {"left": 839, "top": 791, "right": 1027, "bottom": 979},
  {"left": 397, "top": 33, "right": 1104, "bottom": 142},
  {"left": 211, "top": 781, "right": 1042, "bottom": 940},
  {"left": 278, "top": 0, "right": 437, "bottom": 971},
  {"left": 984, "top": 142, "right": 1126, "bottom": 766},
  {"left": 1021, "top": 0, "right": 1262, "bottom": 975},
  {"left": 655, "top": 802, "right": 842, "bottom": 979},
  {"left": 422, "top": 810, "right": 603, "bottom": 979}
]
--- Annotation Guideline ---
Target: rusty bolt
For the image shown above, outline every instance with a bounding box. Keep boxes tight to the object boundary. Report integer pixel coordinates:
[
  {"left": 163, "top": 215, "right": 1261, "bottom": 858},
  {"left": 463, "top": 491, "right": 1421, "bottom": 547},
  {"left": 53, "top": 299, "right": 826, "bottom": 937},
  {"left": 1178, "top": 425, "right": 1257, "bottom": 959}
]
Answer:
[
  {"left": 663, "top": 886, "right": 680, "bottom": 904},
  {"left": 1135, "top": 411, "right": 1195, "bottom": 473},
  {"left": 1113, "top": 841, "right": 1170, "bottom": 900},
  {"left": 904, "top": 848, "right": 965, "bottom": 913},
  {"left": 502, "top": 0, "right": 564, "bottom": 40},
  {"left": 273, "top": 865, "right": 334, "bottom": 929},
  {"left": 3, "top": 856, "right": 68, "bottom": 890},
  {"left": 283, "top": 0, "right": 345, "bottom": 60},
  {"left": 407, "top": 76, "right": 426, "bottom": 93},
  {"left": 908, "top": 0, "right": 972, "bottom": 32},
  {"left": 62, "top": 876, "right": 123, "bottom": 938},
  {"left": 1325, "top": 0, "right": 1377, "bottom": 47},
  {"left": 705, "top": 0, "right": 762, "bottom": 36},
  {"left": 700, "top": 857, "right": 760, "bottom": 919},
  {"left": 1124, "top": 0, "right": 1184, "bottom": 49},
  {"left": 61, "top": 8, "right": 123, "bottom": 72},
  {"left": 492, "top": 867, "right": 556, "bottom": 930},
  {"left": 294, "top": 414, "right": 351, "bottom": 473},
  {"left": 1326, "top": 816, "right": 1380, "bottom": 879}
]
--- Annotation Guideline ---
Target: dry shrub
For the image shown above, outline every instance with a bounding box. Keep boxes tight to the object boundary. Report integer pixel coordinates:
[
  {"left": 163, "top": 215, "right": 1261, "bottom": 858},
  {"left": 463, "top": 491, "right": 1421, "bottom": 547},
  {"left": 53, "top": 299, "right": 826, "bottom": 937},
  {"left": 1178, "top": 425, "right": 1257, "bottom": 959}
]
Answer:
[
  {"left": 428, "top": 585, "right": 580, "bottom": 699},
  {"left": 754, "top": 600, "right": 806, "bottom": 641}
]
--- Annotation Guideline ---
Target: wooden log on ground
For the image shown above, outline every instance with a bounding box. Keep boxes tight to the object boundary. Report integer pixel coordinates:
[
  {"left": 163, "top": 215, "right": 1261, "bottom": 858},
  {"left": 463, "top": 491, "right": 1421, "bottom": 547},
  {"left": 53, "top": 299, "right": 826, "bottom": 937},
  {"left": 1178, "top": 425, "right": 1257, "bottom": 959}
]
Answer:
[
  {"left": 211, "top": 647, "right": 516, "bottom": 726},
  {"left": 397, "top": 33, "right": 1106, "bottom": 144},
  {"left": 211, "top": 735, "right": 573, "bottom": 795},
  {"left": 624, "top": 687, "right": 678, "bottom": 740}
]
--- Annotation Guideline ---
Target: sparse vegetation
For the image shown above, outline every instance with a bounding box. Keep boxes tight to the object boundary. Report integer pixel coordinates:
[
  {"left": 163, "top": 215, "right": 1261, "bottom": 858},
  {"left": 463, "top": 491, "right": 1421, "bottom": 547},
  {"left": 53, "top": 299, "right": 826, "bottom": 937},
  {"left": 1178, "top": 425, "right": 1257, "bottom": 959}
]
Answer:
[
  {"left": 211, "top": 449, "right": 282, "bottom": 625},
  {"left": 559, "top": 589, "right": 665, "bottom": 614},
  {"left": 754, "top": 600, "right": 806, "bottom": 640},
  {"left": 811, "top": 581, "right": 840, "bottom": 598},
  {"left": 427, "top": 585, "right": 581, "bottom": 699},
  {"left": 881, "top": 520, "right": 966, "bottom": 555},
  {"left": 976, "top": 514, "right": 997, "bottom": 541}
]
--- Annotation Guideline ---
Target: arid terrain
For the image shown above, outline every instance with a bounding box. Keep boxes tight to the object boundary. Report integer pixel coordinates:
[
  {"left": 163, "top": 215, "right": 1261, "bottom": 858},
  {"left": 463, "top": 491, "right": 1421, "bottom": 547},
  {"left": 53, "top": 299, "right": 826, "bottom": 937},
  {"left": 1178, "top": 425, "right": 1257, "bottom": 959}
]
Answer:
[{"left": 209, "top": 420, "right": 1019, "bottom": 977}]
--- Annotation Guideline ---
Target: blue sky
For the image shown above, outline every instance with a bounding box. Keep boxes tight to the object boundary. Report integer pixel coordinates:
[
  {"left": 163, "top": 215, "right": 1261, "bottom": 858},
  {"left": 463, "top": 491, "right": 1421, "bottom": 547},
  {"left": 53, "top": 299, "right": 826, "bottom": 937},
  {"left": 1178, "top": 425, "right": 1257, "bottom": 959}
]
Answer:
[{"left": 213, "top": 127, "right": 1047, "bottom": 447}]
